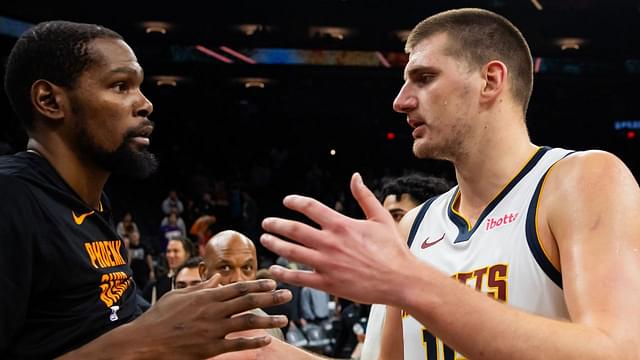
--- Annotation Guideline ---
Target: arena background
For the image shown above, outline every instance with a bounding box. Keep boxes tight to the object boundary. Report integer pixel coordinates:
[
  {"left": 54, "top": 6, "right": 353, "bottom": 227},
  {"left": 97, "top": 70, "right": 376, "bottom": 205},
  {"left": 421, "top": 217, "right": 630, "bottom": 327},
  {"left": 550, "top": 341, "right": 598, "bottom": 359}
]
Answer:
[{"left": 1, "top": 0, "right": 639, "bottom": 259}]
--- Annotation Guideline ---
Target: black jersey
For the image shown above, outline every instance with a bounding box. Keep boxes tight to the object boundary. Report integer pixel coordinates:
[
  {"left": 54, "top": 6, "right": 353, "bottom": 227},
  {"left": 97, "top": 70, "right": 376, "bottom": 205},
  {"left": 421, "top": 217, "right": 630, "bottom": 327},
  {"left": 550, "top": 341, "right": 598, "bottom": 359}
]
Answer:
[{"left": 0, "top": 152, "right": 140, "bottom": 358}]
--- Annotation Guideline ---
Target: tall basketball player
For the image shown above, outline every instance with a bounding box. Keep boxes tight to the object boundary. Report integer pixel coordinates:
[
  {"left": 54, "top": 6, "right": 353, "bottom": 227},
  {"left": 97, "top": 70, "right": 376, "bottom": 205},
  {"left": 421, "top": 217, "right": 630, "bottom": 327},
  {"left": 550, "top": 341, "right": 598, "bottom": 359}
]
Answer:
[{"left": 260, "top": 8, "right": 640, "bottom": 359}]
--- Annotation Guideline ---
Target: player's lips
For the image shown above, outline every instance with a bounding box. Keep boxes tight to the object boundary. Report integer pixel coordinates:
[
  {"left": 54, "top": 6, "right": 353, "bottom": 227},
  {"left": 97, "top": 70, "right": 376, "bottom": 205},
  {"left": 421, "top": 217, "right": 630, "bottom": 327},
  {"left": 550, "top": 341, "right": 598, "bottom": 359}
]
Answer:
[
  {"left": 407, "top": 117, "right": 424, "bottom": 129},
  {"left": 129, "top": 125, "right": 154, "bottom": 146},
  {"left": 131, "top": 136, "right": 150, "bottom": 145},
  {"left": 408, "top": 117, "right": 426, "bottom": 138}
]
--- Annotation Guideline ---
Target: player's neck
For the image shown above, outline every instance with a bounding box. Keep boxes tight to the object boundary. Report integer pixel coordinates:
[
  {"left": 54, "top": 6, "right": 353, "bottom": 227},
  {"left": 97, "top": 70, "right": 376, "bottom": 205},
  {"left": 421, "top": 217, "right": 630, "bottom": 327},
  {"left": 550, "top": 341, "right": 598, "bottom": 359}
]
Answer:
[
  {"left": 452, "top": 117, "right": 535, "bottom": 223},
  {"left": 27, "top": 137, "right": 108, "bottom": 209}
]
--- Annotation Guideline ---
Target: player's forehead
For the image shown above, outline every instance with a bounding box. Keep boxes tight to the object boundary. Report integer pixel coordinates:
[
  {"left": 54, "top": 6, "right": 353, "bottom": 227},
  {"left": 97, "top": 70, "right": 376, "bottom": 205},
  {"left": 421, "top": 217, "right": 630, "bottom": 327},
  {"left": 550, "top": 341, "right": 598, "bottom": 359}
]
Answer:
[
  {"left": 403, "top": 33, "right": 451, "bottom": 78},
  {"left": 176, "top": 267, "right": 200, "bottom": 280},
  {"left": 84, "top": 38, "right": 143, "bottom": 79}
]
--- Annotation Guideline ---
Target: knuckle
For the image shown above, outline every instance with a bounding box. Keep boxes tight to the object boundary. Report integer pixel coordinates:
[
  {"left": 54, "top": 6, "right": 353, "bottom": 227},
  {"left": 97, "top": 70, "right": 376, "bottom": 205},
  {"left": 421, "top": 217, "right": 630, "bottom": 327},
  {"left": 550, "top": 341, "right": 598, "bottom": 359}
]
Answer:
[
  {"left": 234, "top": 281, "right": 250, "bottom": 295},
  {"left": 227, "top": 338, "right": 249, "bottom": 352},
  {"left": 246, "top": 293, "right": 261, "bottom": 308},
  {"left": 243, "top": 313, "right": 258, "bottom": 327},
  {"left": 272, "top": 290, "right": 286, "bottom": 304}
]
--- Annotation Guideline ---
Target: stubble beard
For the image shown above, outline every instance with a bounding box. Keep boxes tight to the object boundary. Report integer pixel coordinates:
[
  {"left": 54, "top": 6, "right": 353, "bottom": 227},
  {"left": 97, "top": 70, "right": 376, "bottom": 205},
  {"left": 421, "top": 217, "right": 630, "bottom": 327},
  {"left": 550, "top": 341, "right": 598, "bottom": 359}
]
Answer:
[
  {"left": 412, "top": 123, "right": 468, "bottom": 162},
  {"left": 75, "top": 122, "right": 159, "bottom": 179}
]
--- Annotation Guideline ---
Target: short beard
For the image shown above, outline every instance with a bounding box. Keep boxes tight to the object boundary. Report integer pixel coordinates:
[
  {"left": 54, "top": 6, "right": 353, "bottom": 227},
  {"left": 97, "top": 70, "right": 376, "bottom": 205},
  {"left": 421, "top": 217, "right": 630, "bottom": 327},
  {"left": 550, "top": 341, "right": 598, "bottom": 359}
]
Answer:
[{"left": 76, "top": 124, "right": 159, "bottom": 179}]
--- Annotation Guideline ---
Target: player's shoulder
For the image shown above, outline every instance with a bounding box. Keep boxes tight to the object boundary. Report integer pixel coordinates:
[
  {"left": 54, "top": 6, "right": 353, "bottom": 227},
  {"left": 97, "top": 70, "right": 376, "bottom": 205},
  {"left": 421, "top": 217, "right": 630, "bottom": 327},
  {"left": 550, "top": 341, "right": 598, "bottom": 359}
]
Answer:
[
  {"left": 0, "top": 153, "right": 45, "bottom": 209},
  {"left": 0, "top": 157, "right": 31, "bottom": 194},
  {"left": 551, "top": 150, "right": 629, "bottom": 182},
  {"left": 544, "top": 149, "right": 636, "bottom": 200}
]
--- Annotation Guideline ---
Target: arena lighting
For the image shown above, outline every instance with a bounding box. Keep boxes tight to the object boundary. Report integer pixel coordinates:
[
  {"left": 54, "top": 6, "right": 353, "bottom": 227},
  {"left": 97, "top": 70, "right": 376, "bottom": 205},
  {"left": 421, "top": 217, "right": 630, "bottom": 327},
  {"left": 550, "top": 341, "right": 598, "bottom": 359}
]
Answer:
[
  {"left": 150, "top": 75, "right": 186, "bottom": 87},
  {"left": 534, "top": 57, "right": 542, "bottom": 73},
  {"left": 0, "top": 16, "right": 33, "bottom": 38},
  {"left": 235, "top": 24, "right": 273, "bottom": 36},
  {"left": 219, "top": 46, "right": 257, "bottom": 64},
  {"left": 244, "top": 81, "right": 265, "bottom": 89},
  {"left": 156, "top": 79, "right": 176, "bottom": 86},
  {"left": 330, "top": 149, "right": 337, "bottom": 156},
  {"left": 309, "top": 26, "right": 352, "bottom": 40},
  {"left": 554, "top": 38, "right": 587, "bottom": 51},
  {"left": 195, "top": 45, "right": 233, "bottom": 63},
  {"left": 234, "top": 77, "right": 272, "bottom": 89},
  {"left": 376, "top": 52, "right": 391, "bottom": 68},
  {"left": 141, "top": 21, "right": 172, "bottom": 34},
  {"left": 614, "top": 120, "right": 640, "bottom": 130},
  {"left": 146, "top": 26, "right": 166, "bottom": 34},
  {"left": 530, "top": 0, "right": 543, "bottom": 11}
]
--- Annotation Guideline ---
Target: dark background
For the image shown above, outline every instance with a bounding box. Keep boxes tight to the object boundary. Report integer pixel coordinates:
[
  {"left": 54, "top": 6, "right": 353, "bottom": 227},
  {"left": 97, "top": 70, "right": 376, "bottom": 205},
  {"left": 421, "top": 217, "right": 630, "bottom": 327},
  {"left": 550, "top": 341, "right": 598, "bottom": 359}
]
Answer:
[{"left": 1, "top": 0, "right": 639, "bottom": 255}]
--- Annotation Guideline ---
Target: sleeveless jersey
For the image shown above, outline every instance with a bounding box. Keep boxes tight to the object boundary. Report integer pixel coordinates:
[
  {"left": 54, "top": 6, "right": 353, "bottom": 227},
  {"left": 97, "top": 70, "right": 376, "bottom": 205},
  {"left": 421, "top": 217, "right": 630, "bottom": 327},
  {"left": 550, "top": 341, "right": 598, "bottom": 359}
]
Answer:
[{"left": 402, "top": 147, "right": 572, "bottom": 360}]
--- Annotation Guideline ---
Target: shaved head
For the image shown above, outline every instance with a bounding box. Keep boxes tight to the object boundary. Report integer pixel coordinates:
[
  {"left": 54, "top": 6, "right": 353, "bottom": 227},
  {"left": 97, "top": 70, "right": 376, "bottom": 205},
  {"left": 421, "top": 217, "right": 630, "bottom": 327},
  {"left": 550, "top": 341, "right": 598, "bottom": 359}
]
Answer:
[{"left": 199, "top": 230, "right": 257, "bottom": 285}]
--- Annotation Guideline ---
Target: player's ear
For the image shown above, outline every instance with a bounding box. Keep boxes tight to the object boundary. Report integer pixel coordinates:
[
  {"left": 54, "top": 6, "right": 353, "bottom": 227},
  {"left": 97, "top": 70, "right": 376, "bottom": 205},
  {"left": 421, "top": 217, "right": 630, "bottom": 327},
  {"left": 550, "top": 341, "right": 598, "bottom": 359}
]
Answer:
[
  {"left": 198, "top": 261, "right": 207, "bottom": 280},
  {"left": 479, "top": 60, "right": 507, "bottom": 105},
  {"left": 31, "top": 80, "right": 68, "bottom": 123}
]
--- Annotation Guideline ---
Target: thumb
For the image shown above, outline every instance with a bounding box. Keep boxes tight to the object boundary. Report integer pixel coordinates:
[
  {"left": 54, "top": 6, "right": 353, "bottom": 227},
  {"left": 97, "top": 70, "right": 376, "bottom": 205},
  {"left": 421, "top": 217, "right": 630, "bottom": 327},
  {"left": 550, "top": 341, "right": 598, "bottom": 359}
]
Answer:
[
  {"left": 201, "top": 273, "right": 222, "bottom": 289},
  {"left": 349, "top": 172, "right": 392, "bottom": 223}
]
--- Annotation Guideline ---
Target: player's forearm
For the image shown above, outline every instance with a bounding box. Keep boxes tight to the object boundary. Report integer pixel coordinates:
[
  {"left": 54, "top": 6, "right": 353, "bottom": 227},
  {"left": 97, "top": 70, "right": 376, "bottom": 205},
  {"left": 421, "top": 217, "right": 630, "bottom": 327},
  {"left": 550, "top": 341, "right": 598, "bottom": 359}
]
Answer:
[
  {"left": 261, "top": 337, "right": 329, "bottom": 359},
  {"left": 394, "top": 258, "right": 631, "bottom": 360},
  {"left": 56, "top": 322, "right": 151, "bottom": 360}
]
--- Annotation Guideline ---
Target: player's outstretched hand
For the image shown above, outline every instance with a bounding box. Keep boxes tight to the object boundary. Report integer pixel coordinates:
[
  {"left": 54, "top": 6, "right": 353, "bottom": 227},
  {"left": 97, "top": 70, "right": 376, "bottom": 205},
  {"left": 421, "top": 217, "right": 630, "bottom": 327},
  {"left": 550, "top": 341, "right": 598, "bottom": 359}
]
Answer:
[{"left": 261, "top": 172, "right": 414, "bottom": 305}]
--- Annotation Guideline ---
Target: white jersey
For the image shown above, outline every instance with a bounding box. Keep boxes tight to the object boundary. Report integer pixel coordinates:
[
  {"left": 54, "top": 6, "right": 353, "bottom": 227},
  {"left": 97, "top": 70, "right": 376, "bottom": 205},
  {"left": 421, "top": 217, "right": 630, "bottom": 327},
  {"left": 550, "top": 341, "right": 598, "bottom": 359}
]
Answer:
[{"left": 402, "top": 147, "right": 572, "bottom": 360}]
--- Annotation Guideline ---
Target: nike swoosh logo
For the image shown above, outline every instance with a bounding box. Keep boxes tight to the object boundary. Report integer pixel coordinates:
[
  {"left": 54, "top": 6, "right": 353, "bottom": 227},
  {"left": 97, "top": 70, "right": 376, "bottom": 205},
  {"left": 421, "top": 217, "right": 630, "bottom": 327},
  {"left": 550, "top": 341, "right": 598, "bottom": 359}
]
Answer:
[
  {"left": 72, "top": 210, "right": 95, "bottom": 225},
  {"left": 421, "top": 233, "right": 445, "bottom": 250}
]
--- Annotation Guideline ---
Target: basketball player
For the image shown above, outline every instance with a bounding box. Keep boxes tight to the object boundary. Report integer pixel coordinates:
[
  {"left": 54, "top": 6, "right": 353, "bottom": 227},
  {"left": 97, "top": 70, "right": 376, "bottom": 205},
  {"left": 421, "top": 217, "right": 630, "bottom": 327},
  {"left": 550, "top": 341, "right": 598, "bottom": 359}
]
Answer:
[
  {"left": 361, "top": 174, "right": 450, "bottom": 360},
  {"left": 0, "top": 21, "right": 290, "bottom": 358},
  {"left": 260, "top": 8, "right": 640, "bottom": 359}
]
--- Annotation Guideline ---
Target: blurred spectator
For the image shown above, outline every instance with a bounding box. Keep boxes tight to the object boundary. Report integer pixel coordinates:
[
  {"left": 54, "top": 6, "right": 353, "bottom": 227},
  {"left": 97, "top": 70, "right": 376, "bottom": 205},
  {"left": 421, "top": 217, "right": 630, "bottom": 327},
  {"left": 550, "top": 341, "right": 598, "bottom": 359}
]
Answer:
[
  {"left": 189, "top": 215, "right": 217, "bottom": 257},
  {"left": 158, "top": 212, "right": 184, "bottom": 253},
  {"left": 173, "top": 257, "right": 203, "bottom": 289},
  {"left": 127, "top": 229, "right": 155, "bottom": 291},
  {"left": 115, "top": 212, "right": 139, "bottom": 239},
  {"left": 160, "top": 208, "right": 187, "bottom": 236},
  {"left": 196, "top": 191, "right": 216, "bottom": 216},
  {"left": 199, "top": 230, "right": 284, "bottom": 341},
  {"left": 211, "top": 180, "right": 231, "bottom": 225},
  {"left": 360, "top": 173, "right": 451, "bottom": 360},
  {"left": 300, "top": 287, "right": 330, "bottom": 326},
  {"left": 143, "top": 237, "right": 194, "bottom": 304},
  {"left": 161, "top": 190, "right": 184, "bottom": 215},
  {"left": 199, "top": 230, "right": 257, "bottom": 285}
]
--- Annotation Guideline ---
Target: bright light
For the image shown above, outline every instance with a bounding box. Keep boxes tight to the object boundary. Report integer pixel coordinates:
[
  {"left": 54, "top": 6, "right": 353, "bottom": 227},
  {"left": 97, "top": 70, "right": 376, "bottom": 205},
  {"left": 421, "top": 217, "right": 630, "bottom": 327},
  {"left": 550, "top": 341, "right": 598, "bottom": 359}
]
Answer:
[{"left": 330, "top": 149, "right": 336, "bottom": 156}]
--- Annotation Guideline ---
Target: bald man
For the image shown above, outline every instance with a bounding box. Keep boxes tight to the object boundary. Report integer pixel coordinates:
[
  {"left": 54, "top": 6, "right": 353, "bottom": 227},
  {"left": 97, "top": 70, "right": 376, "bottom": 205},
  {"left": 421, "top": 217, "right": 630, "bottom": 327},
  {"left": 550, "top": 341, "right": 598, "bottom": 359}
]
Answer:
[
  {"left": 199, "top": 230, "right": 257, "bottom": 285},
  {"left": 200, "top": 230, "right": 285, "bottom": 346}
]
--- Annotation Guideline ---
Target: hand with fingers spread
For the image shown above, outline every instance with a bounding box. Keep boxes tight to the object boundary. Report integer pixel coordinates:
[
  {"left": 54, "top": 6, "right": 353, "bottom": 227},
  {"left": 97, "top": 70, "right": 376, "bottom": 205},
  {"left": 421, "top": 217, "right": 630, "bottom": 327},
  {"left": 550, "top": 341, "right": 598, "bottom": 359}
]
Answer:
[
  {"left": 63, "top": 274, "right": 292, "bottom": 360},
  {"left": 260, "top": 172, "right": 416, "bottom": 306}
]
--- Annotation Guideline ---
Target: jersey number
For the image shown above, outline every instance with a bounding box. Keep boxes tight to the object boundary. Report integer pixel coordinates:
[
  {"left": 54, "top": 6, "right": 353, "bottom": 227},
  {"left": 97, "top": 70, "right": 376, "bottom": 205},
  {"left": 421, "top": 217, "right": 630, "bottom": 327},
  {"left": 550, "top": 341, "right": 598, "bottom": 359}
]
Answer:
[{"left": 422, "top": 329, "right": 463, "bottom": 360}]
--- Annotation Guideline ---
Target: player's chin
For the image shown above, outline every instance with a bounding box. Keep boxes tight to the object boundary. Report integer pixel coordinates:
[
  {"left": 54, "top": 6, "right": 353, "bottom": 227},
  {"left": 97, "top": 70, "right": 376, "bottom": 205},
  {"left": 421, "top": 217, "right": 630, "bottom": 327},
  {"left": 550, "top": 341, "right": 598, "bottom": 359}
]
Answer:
[
  {"left": 127, "top": 137, "right": 151, "bottom": 150},
  {"left": 412, "top": 141, "right": 432, "bottom": 159}
]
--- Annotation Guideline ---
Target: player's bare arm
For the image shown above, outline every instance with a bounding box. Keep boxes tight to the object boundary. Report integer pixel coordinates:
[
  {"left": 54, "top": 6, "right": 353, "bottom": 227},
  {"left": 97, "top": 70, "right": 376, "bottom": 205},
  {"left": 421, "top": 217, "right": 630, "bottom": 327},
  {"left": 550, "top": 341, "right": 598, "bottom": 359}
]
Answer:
[{"left": 262, "top": 170, "right": 640, "bottom": 359}]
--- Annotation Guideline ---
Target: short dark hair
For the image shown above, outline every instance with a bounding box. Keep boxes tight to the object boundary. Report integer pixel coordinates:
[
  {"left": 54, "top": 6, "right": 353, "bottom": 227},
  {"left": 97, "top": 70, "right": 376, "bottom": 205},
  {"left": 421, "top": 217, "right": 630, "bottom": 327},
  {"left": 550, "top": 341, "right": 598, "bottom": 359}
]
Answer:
[
  {"left": 169, "top": 236, "right": 195, "bottom": 259},
  {"left": 173, "top": 256, "right": 203, "bottom": 287},
  {"left": 378, "top": 173, "right": 451, "bottom": 205},
  {"left": 4, "top": 20, "right": 123, "bottom": 129},
  {"left": 405, "top": 8, "right": 533, "bottom": 114}
]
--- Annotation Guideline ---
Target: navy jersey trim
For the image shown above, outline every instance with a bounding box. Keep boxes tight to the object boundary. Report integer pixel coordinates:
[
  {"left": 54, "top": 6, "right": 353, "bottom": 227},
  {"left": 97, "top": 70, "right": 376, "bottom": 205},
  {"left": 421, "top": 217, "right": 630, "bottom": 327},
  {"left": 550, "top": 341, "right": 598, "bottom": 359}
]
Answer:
[
  {"left": 525, "top": 169, "right": 563, "bottom": 288},
  {"left": 449, "top": 147, "right": 551, "bottom": 243},
  {"left": 407, "top": 196, "right": 439, "bottom": 248},
  {"left": 525, "top": 150, "right": 575, "bottom": 289}
]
